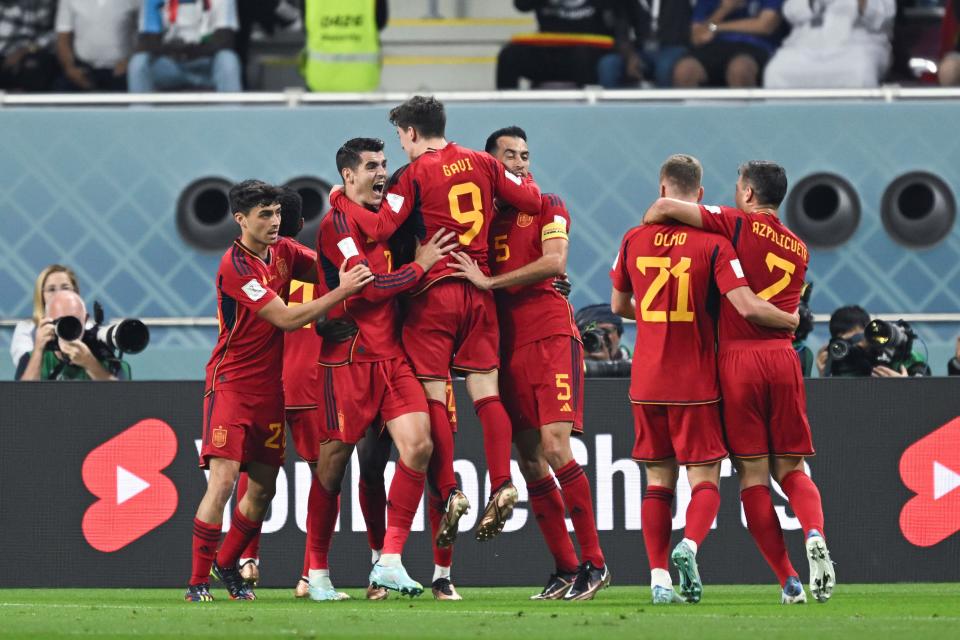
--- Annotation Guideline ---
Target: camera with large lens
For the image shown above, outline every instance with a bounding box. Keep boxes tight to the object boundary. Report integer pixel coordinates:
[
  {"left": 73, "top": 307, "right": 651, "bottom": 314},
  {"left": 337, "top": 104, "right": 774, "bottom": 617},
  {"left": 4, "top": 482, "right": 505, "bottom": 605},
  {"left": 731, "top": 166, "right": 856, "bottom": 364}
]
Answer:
[
  {"left": 48, "top": 301, "right": 150, "bottom": 363},
  {"left": 44, "top": 315, "right": 85, "bottom": 350},
  {"left": 581, "top": 326, "right": 609, "bottom": 355},
  {"left": 865, "top": 319, "right": 916, "bottom": 368},
  {"left": 827, "top": 333, "right": 872, "bottom": 376}
]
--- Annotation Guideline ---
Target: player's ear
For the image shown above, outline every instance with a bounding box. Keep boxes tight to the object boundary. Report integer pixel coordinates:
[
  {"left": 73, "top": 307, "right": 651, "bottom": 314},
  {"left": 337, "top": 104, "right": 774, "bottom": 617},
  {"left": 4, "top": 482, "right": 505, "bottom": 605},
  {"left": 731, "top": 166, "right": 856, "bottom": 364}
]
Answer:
[
  {"left": 659, "top": 184, "right": 666, "bottom": 198},
  {"left": 697, "top": 186, "right": 704, "bottom": 203}
]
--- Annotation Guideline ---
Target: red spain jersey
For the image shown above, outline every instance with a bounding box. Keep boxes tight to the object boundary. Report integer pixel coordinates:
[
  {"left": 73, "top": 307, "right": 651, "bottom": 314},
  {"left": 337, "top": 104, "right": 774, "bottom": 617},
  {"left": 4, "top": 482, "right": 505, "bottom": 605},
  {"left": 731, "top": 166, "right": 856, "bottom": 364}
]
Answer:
[
  {"left": 610, "top": 224, "right": 748, "bottom": 404},
  {"left": 698, "top": 205, "right": 809, "bottom": 342},
  {"left": 315, "top": 205, "right": 426, "bottom": 365},
  {"left": 490, "top": 193, "right": 578, "bottom": 349},
  {"left": 283, "top": 279, "right": 322, "bottom": 409},
  {"left": 205, "top": 237, "right": 316, "bottom": 395},
  {"left": 328, "top": 142, "right": 542, "bottom": 293}
]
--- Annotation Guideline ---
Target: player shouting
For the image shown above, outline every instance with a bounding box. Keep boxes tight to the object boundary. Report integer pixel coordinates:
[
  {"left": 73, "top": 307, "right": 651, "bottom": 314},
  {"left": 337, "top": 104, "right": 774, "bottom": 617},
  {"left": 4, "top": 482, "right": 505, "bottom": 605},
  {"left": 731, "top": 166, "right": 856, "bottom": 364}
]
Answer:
[
  {"left": 451, "top": 126, "right": 609, "bottom": 601},
  {"left": 644, "top": 160, "right": 835, "bottom": 604},
  {"left": 329, "top": 96, "right": 544, "bottom": 545},
  {"left": 306, "top": 138, "right": 458, "bottom": 600},
  {"left": 613, "top": 155, "right": 799, "bottom": 605},
  {"left": 186, "top": 180, "right": 372, "bottom": 602}
]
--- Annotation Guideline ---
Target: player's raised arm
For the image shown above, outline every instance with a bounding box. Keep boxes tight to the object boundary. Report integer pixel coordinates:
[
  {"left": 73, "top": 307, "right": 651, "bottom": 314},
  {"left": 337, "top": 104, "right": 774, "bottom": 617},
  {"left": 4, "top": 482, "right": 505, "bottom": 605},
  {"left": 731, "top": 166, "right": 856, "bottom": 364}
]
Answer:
[
  {"left": 487, "top": 155, "right": 542, "bottom": 212},
  {"left": 357, "top": 228, "right": 458, "bottom": 303},
  {"left": 257, "top": 261, "right": 373, "bottom": 331},
  {"left": 642, "top": 197, "right": 705, "bottom": 228},
  {"left": 449, "top": 218, "right": 566, "bottom": 290},
  {"left": 724, "top": 287, "right": 800, "bottom": 331}
]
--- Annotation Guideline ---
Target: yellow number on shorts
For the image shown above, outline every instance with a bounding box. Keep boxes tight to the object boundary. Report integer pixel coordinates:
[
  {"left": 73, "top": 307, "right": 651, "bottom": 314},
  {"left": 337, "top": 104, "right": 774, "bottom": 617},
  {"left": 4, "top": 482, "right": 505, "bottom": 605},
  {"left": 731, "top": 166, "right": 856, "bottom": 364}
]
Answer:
[
  {"left": 494, "top": 234, "right": 510, "bottom": 262},
  {"left": 635, "top": 256, "right": 694, "bottom": 323},
  {"left": 264, "top": 422, "right": 284, "bottom": 449},
  {"left": 555, "top": 374, "right": 571, "bottom": 401},
  {"left": 756, "top": 252, "right": 796, "bottom": 301},
  {"left": 383, "top": 250, "right": 393, "bottom": 273},
  {"left": 448, "top": 182, "right": 484, "bottom": 246}
]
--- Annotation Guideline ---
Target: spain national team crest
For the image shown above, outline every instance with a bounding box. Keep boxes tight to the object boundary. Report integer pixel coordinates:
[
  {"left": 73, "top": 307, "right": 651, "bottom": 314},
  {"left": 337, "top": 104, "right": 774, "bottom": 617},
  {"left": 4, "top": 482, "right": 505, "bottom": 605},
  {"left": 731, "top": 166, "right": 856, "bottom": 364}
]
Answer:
[
  {"left": 517, "top": 213, "right": 535, "bottom": 228},
  {"left": 212, "top": 426, "right": 228, "bottom": 448}
]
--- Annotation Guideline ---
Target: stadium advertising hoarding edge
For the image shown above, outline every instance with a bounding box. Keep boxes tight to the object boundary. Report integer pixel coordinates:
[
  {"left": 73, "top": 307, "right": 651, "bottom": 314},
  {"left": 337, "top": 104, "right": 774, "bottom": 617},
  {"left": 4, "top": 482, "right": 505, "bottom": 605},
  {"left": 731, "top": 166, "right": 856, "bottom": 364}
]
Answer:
[{"left": 0, "top": 379, "right": 958, "bottom": 587}]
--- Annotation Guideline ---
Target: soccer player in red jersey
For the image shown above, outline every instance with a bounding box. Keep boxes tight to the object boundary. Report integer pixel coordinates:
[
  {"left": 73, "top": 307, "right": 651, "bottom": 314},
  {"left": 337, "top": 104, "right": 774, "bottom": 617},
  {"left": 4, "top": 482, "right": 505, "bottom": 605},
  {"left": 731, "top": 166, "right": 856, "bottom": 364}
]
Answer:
[
  {"left": 307, "top": 138, "right": 458, "bottom": 600},
  {"left": 450, "top": 126, "right": 609, "bottom": 601},
  {"left": 613, "top": 155, "right": 799, "bottom": 605},
  {"left": 329, "top": 96, "right": 544, "bottom": 544},
  {"left": 644, "top": 160, "right": 835, "bottom": 604},
  {"left": 186, "top": 180, "right": 372, "bottom": 603}
]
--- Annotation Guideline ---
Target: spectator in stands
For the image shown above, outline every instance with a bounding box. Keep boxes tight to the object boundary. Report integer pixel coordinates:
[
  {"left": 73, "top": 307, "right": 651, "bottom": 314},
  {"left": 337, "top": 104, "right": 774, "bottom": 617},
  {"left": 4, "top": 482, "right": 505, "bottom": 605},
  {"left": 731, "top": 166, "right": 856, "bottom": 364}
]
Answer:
[
  {"left": 816, "top": 305, "right": 930, "bottom": 378},
  {"left": 949, "top": 336, "right": 960, "bottom": 375},
  {"left": 763, "top": 0, "right": 894, "bottom": 88},
  {"left": 54, "top": 0, "right": 140, "bottom": 92},
  {"left": 301, "top": 0, "right": 387, "bottom": 92},
  {"left": 575, "top": 303, "right": 632, "bottom": 377},
  {"left": 497, "top": 0, "right": 616, "bottom": 89},
  {"left": 0, "top": 0, "right": 57, "bottom": 92},
  {"left": 939, "top": 0, "right": 960, "bottom": 85},
  {"left": 673, "top": 0, "right": 784, "bottom": 87},
  {"left": 598, "top": 0, "right": 692, "bottom": 88},
  {"left": 10, "top": 264, "right": 80, "bottom": 373},
  {"left": 127, "top": 0, "right": 243, "bottom": 93}
]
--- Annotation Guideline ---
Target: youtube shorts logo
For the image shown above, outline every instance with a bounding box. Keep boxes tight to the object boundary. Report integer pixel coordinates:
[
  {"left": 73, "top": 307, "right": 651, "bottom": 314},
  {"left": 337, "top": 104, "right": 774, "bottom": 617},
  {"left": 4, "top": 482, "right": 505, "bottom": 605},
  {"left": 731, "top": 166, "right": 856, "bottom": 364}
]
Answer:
[
  {"left": 81, "top": 419, "right": 179, "bottom": 552},
  {"left": 899, "top": 417, "right": 960, "bottom": 547}
]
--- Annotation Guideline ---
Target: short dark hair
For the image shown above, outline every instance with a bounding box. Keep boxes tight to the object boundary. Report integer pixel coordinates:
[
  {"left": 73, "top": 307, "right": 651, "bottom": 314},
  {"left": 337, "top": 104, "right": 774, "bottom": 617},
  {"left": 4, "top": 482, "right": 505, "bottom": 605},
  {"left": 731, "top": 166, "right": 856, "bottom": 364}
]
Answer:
[
  {"left": 739, "top": 161, "right": 788, "bottom": 207},
  {"left": 575, "top": 304, "right": 624, "bottom": 337},
  {"left": 660, "top": 154, "right": 702, "bottom": 196},
  {"left": 485, "top": 126, "right": 527, "bottom": 154},
  {"left": 229, "top": 179, "right": 279, "bottom": 215},
  {"left": 829, "top": 305, "right": 870, "bottom": 338},
  {"left": 276, "top": 186, "right": 303, "bottom": 238},
  {"left": 336, "top": 137, "right": 385, "bottom": 179},
  {"left": 388, "top": 95, "right": 446, "bottom": 138}
]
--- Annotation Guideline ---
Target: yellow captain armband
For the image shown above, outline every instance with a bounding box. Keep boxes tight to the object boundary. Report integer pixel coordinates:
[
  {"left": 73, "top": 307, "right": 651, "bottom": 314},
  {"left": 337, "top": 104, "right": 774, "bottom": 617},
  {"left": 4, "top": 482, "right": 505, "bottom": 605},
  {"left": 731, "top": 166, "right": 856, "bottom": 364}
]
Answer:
[{"left": 541, "top": 221, "right": 568, "bottom": 242}]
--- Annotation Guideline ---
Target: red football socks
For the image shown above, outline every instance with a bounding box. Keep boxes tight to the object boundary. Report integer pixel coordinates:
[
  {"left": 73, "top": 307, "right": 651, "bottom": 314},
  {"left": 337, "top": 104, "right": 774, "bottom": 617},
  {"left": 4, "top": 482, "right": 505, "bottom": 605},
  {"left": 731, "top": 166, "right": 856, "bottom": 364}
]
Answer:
[
  {"left": 382, "top": 460, "right": 426, "bottom": 555},
  {"left": 190, "top": 518, "right": 221, "bottom": 585},
  {"left": 216, "top": 507, "right": 262, "bottom": 568},
  {"left": 740, "top": 484, "right": 797, "bottom": 586},
  {"left": 685, "top": 481, "right": 721, "bottom": 547},
  {"left": 234, "top": 473, "right": 261, "bottom": 561},
  {"left": 428, "top": 493, "right": 453, "bottom": 567},
  {"left": 307, "top": 482, "right": 340, "bottom": 571},
  {"left": 527, "top": 474, "right": 579, "bottom": 574},
  {"left": 779, "top": 470, "right": 825, "bottom": 537},
  {"left": 358, "top": 477, "right": 387, "bottom": 551},
  {"left": 427, "top": 399, "right": 458, "bottom": 499},
  {"left": 556, "top": 460, "right": 604, "bottom": 568},
  {"left": 642, "top": 485, "right": 674, "bottom": 571},
  {"left": 473, "top": 396, "right": 513, "bottom": 490}
]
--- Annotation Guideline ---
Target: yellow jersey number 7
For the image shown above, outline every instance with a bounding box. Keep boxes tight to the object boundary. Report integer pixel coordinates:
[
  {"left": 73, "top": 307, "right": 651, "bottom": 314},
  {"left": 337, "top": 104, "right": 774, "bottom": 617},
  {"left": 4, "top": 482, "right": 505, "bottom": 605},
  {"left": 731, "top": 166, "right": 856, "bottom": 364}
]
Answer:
[{"left": 448, "top": 182, "right": 484, "bottom": 245}]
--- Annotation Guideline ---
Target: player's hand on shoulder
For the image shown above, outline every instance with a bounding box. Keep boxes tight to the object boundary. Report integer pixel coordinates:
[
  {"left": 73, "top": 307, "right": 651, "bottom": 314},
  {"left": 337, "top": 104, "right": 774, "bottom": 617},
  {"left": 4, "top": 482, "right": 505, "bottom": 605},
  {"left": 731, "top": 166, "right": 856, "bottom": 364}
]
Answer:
[
  {"left": 642, "top": 198, "right": 666, "bottom": 225},
  {"left": 448, "top": 251, "right": 492, "bottom": 290},
  {"left": 553, "top": 274, "right": 572, "bottom": 298},
  {"left": 337, "top": 260, "right": 374, "bottom": 296},
  {"left": 415, "top": 228, "right": 459, "bottom": 271}
]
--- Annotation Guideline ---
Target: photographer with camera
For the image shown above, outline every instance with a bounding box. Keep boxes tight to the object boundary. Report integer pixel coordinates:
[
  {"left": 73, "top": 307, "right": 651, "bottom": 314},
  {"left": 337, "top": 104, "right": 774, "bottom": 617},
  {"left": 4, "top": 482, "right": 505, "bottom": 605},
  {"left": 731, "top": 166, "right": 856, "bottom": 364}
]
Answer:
[
  {"left": 575, "top": 303, "right": 632, "bottom": 377},
  {"left": 15, "top": 289, "right": 130, "bottom": 381},
  {"left": 817, "top": 305, "right": 930, "bottom": 377}
]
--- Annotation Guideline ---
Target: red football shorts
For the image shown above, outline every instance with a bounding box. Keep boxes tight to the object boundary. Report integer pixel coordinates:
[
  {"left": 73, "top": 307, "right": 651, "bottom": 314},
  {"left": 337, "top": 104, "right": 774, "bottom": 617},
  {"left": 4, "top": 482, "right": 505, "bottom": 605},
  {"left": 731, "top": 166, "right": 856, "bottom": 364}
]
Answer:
[
  {"left": 287, "top": 408, "right": 321, "bottom": 464},
  {"left": 718, "top": 340, "right": 815, "bottom": 458},
  {"left": 321, "top": 357, "right": 428, "bottom": 445},
  {"left": 200, "top": 389, "right": 285, "bottom": 469},
  {"left": 502, "top": 336, "right": 584, "bottom": 433},
  {"left": 403, "top": 279, "right": 499, "bottom": 379},
  {"left": 631, "top": 402, "right": 728, "bottom": 466}
]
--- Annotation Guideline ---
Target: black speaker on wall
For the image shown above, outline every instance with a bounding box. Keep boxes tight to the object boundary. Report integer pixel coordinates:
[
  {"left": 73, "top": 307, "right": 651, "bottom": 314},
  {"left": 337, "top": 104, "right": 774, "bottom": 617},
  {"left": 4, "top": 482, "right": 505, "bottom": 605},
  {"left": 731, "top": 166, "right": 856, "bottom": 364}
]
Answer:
[
  {"left": 175, "top": 177, "right": 236, "bottom": 250},
  {"left": 785, "top": 173, "right": 861, "bottom": 248},
  {"left": 880, "top": 171, "right": 956, "bottom": 248},
  {"left": 283, "top": 176, "right": 331, "bottom": 246}
]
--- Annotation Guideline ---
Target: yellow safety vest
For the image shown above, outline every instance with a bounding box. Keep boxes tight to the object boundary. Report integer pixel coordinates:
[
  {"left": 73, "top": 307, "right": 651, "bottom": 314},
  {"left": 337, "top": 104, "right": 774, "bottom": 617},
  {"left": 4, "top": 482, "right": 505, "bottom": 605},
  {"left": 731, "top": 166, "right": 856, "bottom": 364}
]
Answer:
[{"left": 302, "top": 0, "right": 381, "bottom": 92}]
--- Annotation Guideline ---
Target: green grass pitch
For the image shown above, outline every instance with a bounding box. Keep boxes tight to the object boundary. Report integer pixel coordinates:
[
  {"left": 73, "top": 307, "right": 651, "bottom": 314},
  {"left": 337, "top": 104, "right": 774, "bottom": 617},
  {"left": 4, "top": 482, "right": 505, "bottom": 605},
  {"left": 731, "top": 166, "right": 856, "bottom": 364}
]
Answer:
[{"left": 1, "top": 585, "right": 958, "bottom": 639}]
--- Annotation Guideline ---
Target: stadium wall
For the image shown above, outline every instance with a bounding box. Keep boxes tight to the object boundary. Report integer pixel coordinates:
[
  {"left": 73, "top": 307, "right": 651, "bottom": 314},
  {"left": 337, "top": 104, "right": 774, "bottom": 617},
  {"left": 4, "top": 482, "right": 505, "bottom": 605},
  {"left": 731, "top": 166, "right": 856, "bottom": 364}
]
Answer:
[
  {"left": 2, "top": 378, "right": 958, "bottom": 587},
  {"left": 1, "top": 101, "right": 959, "bottom": 380}
]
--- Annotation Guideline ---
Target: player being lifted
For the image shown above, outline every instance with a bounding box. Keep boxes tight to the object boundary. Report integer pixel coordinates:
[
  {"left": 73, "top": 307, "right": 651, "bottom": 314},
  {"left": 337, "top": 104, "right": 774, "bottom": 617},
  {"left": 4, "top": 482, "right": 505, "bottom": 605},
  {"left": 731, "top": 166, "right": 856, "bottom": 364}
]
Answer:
[
  {"left": 451, "top": 126, "right": 609, "bottom": 600},
  {"left": 186, "top": 180, "right": 372, "bottom": 602},
  {"left": 330, "top": 96, "right": 544, "bottom": 545},
  {"left": 307, "top": 138, "right": 458, "bottom": 600},
  {"left": 644, "top": 160, "right": 835, "bottom": 604},
  {"left": 613, "top": 155, "right": 799, "bottom": 605}
]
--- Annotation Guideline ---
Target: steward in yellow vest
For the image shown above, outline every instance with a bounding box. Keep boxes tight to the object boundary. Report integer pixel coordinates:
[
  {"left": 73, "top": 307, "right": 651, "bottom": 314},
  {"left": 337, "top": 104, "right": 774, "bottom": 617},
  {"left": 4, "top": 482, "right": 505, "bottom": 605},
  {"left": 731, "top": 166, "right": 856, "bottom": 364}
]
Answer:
[{"left": 301, "top": 0, "right": 386, "bottom": 92}]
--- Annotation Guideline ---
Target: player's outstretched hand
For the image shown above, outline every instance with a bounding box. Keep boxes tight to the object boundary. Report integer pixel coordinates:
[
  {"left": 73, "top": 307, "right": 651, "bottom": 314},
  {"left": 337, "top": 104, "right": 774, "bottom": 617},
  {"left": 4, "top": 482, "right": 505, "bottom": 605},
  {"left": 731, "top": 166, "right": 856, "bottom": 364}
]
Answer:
[
  {"left": 448, "top": 251, "right": 493, "bottom": 290},
  {"left": 415, "top": 228, "right": 459, "bottom": 271},
  {"left": 552, "top": 274, "right": 572, "bottom": 298},
  {"left": 337, "top": 261, "right": 374, "bottom": 296}
]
